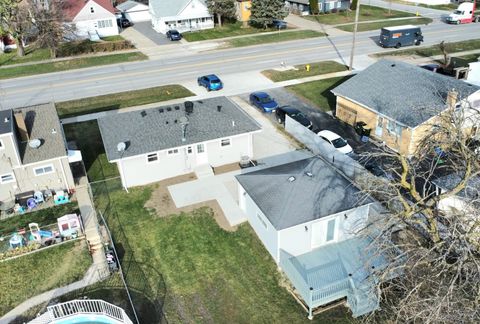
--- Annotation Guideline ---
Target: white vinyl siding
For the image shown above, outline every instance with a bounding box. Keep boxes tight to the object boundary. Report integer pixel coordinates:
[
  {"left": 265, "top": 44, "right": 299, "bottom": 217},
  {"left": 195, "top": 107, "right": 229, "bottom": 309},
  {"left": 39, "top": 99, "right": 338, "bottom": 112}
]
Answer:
[
  {"left": 257, "top": 213, "right": 268, "bottom": 229},
  {"left": 34, "top": 165, "right": 54, "bottom": 176},
  {"left": 0, "top": 173, "right": 15, "bottom": 184}
]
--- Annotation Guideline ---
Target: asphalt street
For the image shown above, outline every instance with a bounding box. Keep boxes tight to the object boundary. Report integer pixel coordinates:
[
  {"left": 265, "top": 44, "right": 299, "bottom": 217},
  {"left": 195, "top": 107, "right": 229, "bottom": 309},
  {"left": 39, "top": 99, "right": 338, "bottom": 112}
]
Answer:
[{"left": 0, "top": 21, "right": 478, "bottom": 108}]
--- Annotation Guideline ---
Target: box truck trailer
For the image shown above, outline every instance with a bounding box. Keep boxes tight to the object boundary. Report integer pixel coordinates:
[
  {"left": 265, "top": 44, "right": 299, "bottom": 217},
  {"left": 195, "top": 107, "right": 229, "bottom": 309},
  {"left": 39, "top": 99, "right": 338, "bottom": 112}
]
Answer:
[{"left": 446, "top": 1, "right": 479, "bottom": 24}]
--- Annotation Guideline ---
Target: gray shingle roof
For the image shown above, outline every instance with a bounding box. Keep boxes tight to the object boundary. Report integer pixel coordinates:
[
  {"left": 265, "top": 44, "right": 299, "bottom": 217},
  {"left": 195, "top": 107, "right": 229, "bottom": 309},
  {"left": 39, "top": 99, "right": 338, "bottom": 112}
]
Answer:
[
  {"left": 98, "top": 97, "right": 261, "bottom": 161},
  {"left": 433, "top": 172, "right": 480, "bottom": 199},
  {"left": 0, "top": 110, "right": 13, "bottom": 135},
  {"left": 150, "top": 0, "right": 206, "bottom": 17},
  {"left": 331, "top": 59, "right": 480, "bottom": 128},
  {"left": 14, "top": 103, "right": 68, "bottom": 164},
  {"left": 236, "top": 157, "right": 371, "bottom": 230}
]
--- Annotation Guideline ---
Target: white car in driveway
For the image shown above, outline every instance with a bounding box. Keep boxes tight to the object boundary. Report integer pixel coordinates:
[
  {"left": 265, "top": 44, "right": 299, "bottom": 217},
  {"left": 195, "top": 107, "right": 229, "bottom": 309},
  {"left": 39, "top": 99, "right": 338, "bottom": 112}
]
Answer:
[{"left": 317, "top": 130, "right": 353, "bottom": 154}]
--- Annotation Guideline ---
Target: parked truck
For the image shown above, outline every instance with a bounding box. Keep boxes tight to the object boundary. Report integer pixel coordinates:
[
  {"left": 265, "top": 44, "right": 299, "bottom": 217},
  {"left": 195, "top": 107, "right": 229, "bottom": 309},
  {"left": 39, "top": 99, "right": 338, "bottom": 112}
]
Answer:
[{"left": 446, "top": 1, "right": 479, "bottom": 24}]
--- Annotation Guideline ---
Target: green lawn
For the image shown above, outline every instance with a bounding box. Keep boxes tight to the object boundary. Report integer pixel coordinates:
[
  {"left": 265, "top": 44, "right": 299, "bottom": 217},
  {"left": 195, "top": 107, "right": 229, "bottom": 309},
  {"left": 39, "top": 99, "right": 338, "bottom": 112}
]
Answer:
[
  {"left": 225, "top": 30, "right": 325, "bottom": 48},
  {"left": 391, "top": 1, "right": 457, "bottom": 11},
  {"left": 0, "top": 52, "right": 147, "bottom": 80},
  {"left": 63, "top": 121, "right": 119, "bottom": 182},
  {"left": 0, "top": 48, "right": 51, "bottom": 67},
  {"left": 0, "top": 240, "right": 91, "bottom": 316},
  {"left": 0, "top": 202, "right": 79, "bottom": 238},
  {"left": 303, "top": 5, "right": 414, "bottom": 25},
  {"left": 337, "top": 17, "right": 432, "bottom": 32},
  {"left": 286, "top": 76, "right": 352, "bottom": 113},
  {"left": 183, "top": 21, "right": 285, "bottom": 42},
  {"left": 92, "top": 180, "right": 352, "bottom": 323},
  {"left": 56, "top": 85, "right": 194, "bottom": 118},
  {"left": 375, "top": 39, "right": 480, "bottom": 58},
  {"left": 262, "top": 61, "right": 348, "bottom": 82}
]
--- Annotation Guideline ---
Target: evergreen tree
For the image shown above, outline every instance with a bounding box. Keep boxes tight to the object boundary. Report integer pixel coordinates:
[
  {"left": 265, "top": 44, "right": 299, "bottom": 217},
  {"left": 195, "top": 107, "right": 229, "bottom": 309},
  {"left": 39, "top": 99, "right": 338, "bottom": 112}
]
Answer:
[
  {"left": 249, "top": 0, "right": 287, "bottom": 29},
  {"left": 309, "top": 0, "right": 319, "bottom": 15},
  {"left": 206, "top": 0, "right": 236, "bottom": 27},
  {"left": 350, "top": 0, "right": 358, "bottom": 10}
]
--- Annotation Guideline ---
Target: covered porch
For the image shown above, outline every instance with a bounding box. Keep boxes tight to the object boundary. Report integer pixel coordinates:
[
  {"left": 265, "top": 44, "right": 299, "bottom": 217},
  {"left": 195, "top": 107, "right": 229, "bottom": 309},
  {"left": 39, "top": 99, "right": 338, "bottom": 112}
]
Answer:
[{"left": 280, "top": 237, "right": 388, "bottom": 318}]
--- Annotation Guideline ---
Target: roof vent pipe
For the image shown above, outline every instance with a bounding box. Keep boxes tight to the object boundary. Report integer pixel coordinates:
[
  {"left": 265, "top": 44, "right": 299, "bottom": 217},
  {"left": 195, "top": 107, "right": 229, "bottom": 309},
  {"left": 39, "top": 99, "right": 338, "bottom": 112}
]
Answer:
[{"left": 217, "top": 105, "right": 222, "bottom": 112}]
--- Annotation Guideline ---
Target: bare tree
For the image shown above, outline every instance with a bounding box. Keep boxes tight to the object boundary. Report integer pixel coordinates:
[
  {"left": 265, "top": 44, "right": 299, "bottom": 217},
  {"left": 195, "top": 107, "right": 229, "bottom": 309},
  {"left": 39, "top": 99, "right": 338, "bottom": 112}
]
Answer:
[
  {"left": 357, "top": 90, "right": 480, "bottom": 323},
  {"left": 30, "top": 0, "right": 67, "bottom": 58}
]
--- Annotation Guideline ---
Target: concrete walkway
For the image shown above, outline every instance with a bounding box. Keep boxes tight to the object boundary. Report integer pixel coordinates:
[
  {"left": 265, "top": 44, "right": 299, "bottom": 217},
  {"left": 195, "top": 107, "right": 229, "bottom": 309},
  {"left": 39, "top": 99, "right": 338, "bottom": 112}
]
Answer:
[
  {"left": 284, "top": 14, "right": 350, "bottom": 36},
  {"left": 0, "top": 263, "right": 103, "bottom": 324}
]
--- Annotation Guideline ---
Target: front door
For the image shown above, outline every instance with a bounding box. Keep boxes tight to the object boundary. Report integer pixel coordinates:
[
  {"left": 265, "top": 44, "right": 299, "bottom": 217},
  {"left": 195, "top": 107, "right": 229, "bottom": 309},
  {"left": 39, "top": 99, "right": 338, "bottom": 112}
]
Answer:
[
  {"left": 196, "top": 143, "right": 208, "bottom": 165},
  {"left": 311, "top": 218, "right": 337, "bottom": 248}
]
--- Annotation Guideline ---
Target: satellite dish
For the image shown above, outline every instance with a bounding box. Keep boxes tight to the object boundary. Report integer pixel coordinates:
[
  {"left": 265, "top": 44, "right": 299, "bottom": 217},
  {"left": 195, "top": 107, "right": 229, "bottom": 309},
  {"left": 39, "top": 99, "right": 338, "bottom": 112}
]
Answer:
[
  {"left": 28, "top": 139, "right": 42, "bottom": 149},
  {"left": 117, "top": 142, "right": 127, "bottom": 152},
  {"left": 179, "top": 116, "right": 189, "bottom": 125}
]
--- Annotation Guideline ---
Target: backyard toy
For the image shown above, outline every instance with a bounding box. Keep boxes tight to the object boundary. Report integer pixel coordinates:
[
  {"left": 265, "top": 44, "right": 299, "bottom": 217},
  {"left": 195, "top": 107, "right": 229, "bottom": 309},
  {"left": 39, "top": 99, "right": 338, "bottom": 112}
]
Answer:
[
  {"left": 9, "top": 233, "right": 25, "bottom": 249},
  {"left": 54, "top": 191, "right": 69, "bottom": 205},
  {"left": 26, "top": 198, "right": 37, "bottom": 210},
  {"left": 57, "top": 214, "right": 81, "bottom": 239},
  {"left": 28, "top": 223, "right": 55, "bottom": 245},
  {"left": 33, "top": 191, "right": 44, "bottom": 204}
]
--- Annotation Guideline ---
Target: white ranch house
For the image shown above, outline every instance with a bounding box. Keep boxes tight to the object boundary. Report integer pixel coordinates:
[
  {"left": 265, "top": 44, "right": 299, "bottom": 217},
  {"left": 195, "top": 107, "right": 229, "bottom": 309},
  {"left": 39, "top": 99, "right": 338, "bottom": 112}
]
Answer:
[
  {"left": 98, "top": 97, "right": 261, "bottom": 189},
  {"left": 149, "top": 0, "right": 214, "bottom": 34}
]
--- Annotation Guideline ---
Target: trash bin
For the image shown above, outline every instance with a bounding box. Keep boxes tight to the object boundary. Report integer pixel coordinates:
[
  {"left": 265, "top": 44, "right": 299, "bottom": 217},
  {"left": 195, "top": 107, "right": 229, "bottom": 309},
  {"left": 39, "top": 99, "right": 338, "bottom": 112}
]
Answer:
[{"left": 354, "top": 121, "right": 371, "bottom": 137}]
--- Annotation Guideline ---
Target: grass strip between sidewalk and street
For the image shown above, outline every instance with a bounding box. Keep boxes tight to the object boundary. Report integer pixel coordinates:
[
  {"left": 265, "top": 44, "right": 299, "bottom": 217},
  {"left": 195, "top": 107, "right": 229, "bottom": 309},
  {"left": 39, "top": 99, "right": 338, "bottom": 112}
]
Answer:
[
  {"left": 337, "top": 17, "right": 432, "bottom": 32},
  {"left": 262, "top": 61, "right": 348, "bottom": 82},
  {"left": 303, "top": 5, "right": 414, "bottom": 25},
  {"left": 0, "top": 52, "right": 147, "bottom": 80},
  {"left": 224, "top": 30, "right": 325, "bottom": 48},
  {"left": 374, "top": 39, "right": 480, "bottom": 58},
  {"left": 0, "top": 240, "right": 91, "bottom": 317},
  {"left": 286, "top": 76, "right": 352, "bottom": 113},
  {"left": 390, "top": 0, "right": 457, "bottom": 11},
  {"left": 56, "top": 85, "right": 194, "bottom": 118},
  {"left": 182, "top": 21, "right": 289, "bottom": 42}
]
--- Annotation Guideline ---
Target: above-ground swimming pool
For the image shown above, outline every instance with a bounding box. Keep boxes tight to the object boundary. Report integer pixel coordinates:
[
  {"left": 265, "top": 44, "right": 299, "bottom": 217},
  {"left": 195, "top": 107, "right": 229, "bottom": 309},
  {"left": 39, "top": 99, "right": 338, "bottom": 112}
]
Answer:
[{"left": 53, "top": 314, "right": 123, "bottom": 324}]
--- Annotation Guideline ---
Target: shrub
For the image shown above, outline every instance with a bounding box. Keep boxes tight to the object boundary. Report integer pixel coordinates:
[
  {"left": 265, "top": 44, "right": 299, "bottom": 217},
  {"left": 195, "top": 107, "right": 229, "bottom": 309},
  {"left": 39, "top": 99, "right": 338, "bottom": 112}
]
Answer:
[{"left": 57, "top": 40, "right": 134, "bottom": 58}]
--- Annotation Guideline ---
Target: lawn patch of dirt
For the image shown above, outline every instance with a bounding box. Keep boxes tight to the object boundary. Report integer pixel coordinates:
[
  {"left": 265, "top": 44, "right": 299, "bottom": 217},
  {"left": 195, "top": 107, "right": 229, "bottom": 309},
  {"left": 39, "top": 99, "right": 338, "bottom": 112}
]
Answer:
[
  {"left": 213, "top": 162, "right": 240, "bottom": 175},
  {"left": 144, "top": 174, "right": 236, "bottom": 232}
]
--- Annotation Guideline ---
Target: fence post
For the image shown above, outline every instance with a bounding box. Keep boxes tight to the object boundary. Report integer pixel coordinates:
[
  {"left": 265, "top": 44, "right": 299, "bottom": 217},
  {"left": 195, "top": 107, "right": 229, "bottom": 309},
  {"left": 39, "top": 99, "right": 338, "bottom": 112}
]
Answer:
[{"left": 308, "top": 287, "right": 313, "bottom": 320}]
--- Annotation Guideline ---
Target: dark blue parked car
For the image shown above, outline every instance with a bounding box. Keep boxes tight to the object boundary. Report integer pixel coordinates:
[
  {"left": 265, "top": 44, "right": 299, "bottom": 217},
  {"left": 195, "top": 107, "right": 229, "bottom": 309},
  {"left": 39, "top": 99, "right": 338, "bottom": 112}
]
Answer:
[
  {"left": 249, "top": 92, "right": 278, "bottom": 113},
  {"left": 166, "top": 29, "right": 182, "bottom": 41},
  {"left": 197, "top": 74, "right": 223, "bottom": 91}
]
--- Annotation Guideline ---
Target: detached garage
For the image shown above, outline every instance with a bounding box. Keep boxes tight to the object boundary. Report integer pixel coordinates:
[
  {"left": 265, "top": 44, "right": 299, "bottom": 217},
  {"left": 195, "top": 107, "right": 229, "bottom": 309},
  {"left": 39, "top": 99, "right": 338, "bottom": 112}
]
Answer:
[{"left": 117, "top": 0, "right": 150, "bottom": 22}]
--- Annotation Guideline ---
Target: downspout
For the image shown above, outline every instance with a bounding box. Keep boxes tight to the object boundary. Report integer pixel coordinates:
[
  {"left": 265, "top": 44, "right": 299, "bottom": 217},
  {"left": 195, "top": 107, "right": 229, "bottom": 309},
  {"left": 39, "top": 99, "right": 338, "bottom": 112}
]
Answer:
[{"left": 59, "top": 158, "right": 70, "bottom": 192}]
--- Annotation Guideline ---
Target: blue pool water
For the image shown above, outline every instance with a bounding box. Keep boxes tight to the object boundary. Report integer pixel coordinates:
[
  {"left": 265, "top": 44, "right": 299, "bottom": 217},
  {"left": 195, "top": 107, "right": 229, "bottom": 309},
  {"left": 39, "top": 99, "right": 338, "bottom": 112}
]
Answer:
[{"left": 54, "top": 314, "right": 120, "bottom": 324}]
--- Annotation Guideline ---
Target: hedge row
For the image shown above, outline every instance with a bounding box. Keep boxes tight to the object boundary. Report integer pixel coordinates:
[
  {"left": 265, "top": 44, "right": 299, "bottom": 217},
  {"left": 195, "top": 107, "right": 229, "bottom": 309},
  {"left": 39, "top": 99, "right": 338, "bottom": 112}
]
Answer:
[{"left": 57, "top": 40, "right": 134, "bottom": 58}]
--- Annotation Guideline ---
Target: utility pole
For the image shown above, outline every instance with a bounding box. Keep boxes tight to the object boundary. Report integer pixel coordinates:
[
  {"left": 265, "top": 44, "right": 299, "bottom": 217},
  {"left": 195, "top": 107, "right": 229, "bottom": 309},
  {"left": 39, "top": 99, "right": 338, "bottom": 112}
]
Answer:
[{"left": 349, "top": 0, "right": 361, "bottom": 71}]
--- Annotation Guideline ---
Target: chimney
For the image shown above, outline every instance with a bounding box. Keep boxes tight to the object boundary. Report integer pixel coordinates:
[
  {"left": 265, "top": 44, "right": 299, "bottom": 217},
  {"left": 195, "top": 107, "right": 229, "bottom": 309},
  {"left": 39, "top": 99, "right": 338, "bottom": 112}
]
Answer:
[
  {"left": 447, "top": 89, "right": 458, "bottom": 109},
  {"left": 217, "top": 105, "right": 222, "bottom": 112},
  {"left": 14, "top": 111, "right": 29, "bottom": 142}
]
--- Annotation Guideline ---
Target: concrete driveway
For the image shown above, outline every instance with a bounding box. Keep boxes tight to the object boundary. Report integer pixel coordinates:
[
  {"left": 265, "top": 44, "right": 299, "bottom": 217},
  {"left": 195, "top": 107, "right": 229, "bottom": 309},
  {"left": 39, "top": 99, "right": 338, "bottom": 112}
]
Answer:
[{"left": 131, "top": 21, "right": 172, "bottom": 45}]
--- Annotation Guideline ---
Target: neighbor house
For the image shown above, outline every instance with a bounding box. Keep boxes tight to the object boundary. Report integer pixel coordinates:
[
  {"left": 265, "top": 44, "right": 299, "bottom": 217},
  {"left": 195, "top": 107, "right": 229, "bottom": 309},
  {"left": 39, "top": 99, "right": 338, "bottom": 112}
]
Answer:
[
  {"left": 285, "top": 0, "right": 351, "bottom": 15},
  {"left": 98, "top": 97, "right": 261, "bottom": 189},
  {"left": 331, "top": 60, "right": 480, "bottom": 156},
  {"left": 63, "top": 0, "right": 119, "bottom": 38},
  {"left": 149, "top": 0, "right": 214, "bottom": 34},
  {"left": 236, "top": 153, "right": 388, "bottom": 318},
  {"left": 0, "top": 104, "right": 76, "bottom": 204},
  {"left": 116, "top": 0, "right": 150, "bottom": 22},
  {"left": 433, "top": 172, "right": 480, "bottom": 214}
]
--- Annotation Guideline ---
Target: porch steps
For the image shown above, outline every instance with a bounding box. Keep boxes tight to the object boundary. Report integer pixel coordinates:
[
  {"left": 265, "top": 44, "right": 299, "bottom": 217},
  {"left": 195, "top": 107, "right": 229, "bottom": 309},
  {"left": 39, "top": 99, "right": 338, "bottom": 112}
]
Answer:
[
  {"left": 194, "top": 164, "right": 214, "bottom": 179},
  {"left": 349, "top": 282, "right": 380, "bottom": 318}
]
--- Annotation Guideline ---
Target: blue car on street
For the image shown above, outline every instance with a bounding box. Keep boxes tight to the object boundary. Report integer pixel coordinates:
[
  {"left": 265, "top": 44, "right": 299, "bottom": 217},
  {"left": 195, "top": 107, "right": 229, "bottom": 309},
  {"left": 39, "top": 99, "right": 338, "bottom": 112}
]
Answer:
[
  {"left": 197, "top": 74, "right": 223, "bottom": 91},
  {"left": 249, "top": 92, "right": 278, "bottom": 112}
]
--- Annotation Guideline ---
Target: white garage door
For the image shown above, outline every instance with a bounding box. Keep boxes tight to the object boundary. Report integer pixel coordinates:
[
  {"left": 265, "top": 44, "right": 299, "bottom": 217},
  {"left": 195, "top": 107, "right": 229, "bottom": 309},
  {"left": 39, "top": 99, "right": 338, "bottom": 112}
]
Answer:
[
  {"left": 125, "top": 8, "right": 151, "bottom": 23},
  {"left": 311, "top": 218, "right": 337, "bottom": 248}
]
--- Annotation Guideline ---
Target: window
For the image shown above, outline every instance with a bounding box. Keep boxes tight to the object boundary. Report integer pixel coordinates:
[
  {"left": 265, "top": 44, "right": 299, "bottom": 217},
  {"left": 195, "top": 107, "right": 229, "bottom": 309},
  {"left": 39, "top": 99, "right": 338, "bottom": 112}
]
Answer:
[
  {"left": 90, "top": 7, "right": 94, "bottom": 13},
  {"left": 167, "top": 148, "right": 179, "bottom": 155},
  {"left": 34, "top": 165, "right": 54, "bottom": 176},
  {"left": 387, "top": 120, "right": 403, "bottom": 136},
  {"left": 377, "top": 117, "right": 384, "bottom": 128},
  {"left": 0, "top": 173, "right": 15, "bottom": 184},
  {"left": 187, "top": 146, "right": 193, "bottom": 154},
  {"left": 98, "top": 19, "right": 113, "bottom": 29},
  {"left": 197, "top": 144, "right": 205, "bottom": 153},
  {"left": 257, "top": 213, "right": 267, "bottom": 229},
  {"left": 326, "top": 219, "right": 336, "bottom": 242},
  {"left": 221, "top": 139, "right": 231, "bottom": 147},
  {"left": 147, "top": 153, "right": 158, "bottom": 162}
]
